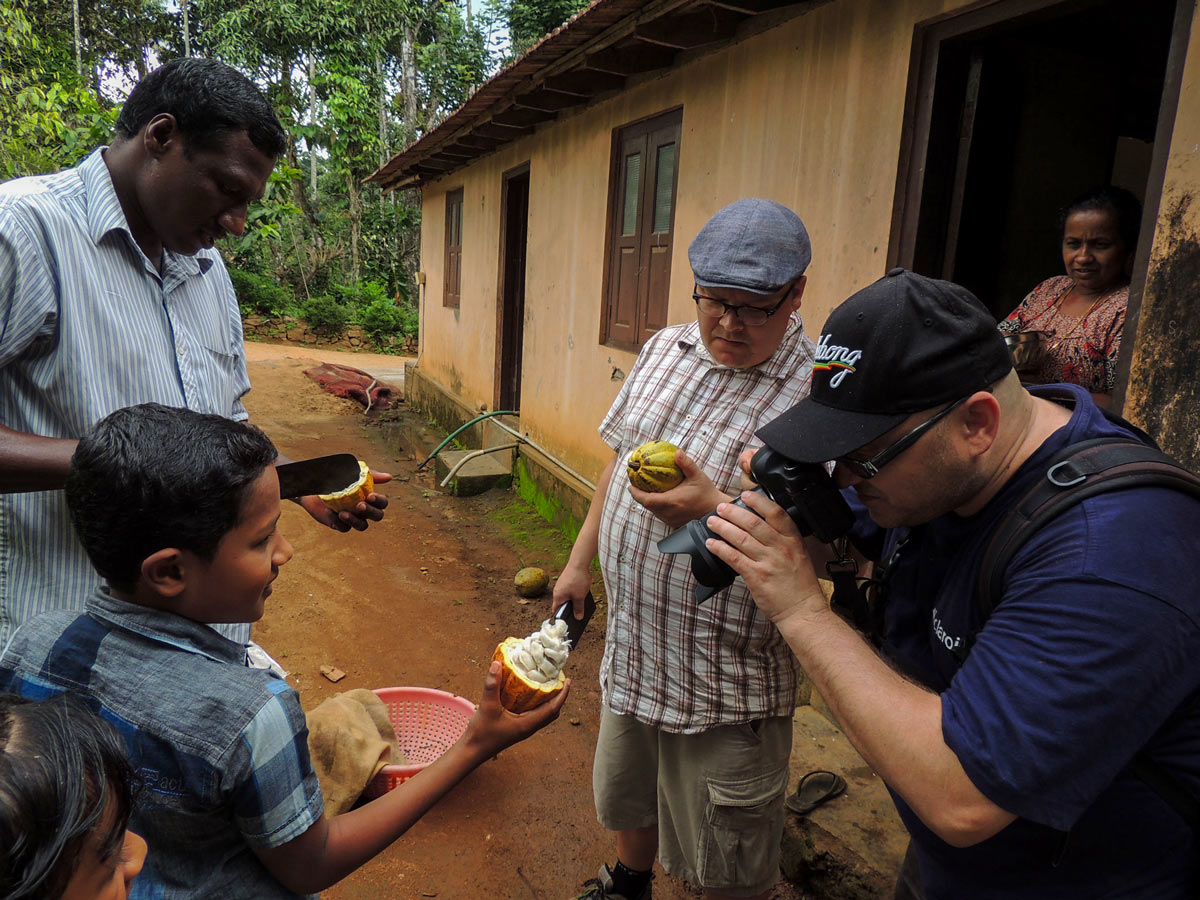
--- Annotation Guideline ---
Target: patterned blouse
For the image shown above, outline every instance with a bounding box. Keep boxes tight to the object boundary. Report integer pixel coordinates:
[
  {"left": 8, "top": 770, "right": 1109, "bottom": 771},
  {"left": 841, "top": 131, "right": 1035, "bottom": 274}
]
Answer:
[{"left": 998, "top": 275, "right": 1128, "bottom": 394}]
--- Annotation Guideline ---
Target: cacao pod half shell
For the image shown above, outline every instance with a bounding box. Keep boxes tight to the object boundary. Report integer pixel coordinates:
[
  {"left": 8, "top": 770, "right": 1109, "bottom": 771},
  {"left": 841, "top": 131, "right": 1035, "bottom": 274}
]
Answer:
[
  {"left": 492, "top": 620, "right": 570, "bottom": 711},
  {"left": 319, "top": 460, "right": 374, "bottom": 513}
]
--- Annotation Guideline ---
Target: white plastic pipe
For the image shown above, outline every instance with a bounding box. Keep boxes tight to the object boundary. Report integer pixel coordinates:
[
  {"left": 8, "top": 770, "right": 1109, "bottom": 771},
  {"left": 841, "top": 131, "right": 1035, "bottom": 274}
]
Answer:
[{"left": 439, "top": 442, "right": 522, "bottom": 488}]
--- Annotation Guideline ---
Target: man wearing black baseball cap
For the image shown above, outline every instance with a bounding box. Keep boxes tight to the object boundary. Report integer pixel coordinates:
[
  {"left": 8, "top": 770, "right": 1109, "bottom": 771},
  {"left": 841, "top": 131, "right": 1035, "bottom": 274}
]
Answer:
[
  {"left": 705, "top": 269, "right": 1200, "bottom": 898},
  {"left": 555, "top": 198, "right": 817, "bottom": 900}
]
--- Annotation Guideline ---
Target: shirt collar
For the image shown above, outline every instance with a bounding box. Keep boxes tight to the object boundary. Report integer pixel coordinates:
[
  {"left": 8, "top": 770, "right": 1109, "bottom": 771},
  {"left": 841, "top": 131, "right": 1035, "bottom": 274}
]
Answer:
[
  {"left": 85, "top": 587, "right": 249, "bottom": 666},
  {"left": 676, "top": 312, "right": 806, "bottom": 379},
  {"left": 78, "top": 147, "right": 213, "bottom": 277}
]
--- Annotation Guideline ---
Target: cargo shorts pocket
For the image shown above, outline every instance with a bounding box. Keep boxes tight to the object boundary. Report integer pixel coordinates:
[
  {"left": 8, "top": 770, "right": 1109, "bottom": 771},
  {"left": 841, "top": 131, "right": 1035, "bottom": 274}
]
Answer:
[{"left": 696, "top": 765, "right": 790, "bottom": 890}]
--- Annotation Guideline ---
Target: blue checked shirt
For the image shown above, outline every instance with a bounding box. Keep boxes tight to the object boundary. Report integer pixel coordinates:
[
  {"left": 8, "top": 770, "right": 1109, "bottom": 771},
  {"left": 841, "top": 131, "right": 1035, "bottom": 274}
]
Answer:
[
  {"left": 0, "top": 149, "right": 252, "bottom": 647},
  {"left": 0, "top": 589, "right": 324, "bottom": 899}
]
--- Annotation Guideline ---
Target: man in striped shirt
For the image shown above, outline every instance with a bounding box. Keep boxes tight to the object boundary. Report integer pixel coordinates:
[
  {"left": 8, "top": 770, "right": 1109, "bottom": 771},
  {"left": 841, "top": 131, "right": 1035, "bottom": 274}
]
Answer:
[
  {"left": 0, "top": 58, "right": 387, "bottom": 648},
  {"left": 554, "top": 199, "right": 817, "bottom": 900}
]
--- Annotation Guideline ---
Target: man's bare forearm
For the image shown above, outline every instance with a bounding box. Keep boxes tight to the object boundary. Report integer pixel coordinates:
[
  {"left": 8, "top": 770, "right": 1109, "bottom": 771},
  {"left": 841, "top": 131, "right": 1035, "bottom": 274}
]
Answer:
[{"left": 0, "top": 426, "right": 77, "bottom": 491}]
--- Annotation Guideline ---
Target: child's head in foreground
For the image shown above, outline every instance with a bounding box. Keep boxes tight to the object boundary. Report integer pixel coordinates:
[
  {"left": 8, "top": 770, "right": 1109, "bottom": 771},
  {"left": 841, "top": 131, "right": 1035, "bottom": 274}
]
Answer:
[
  {"left": 0, "top": 692, "right": 146, "bottom": 899},
  {"left": 66, "top": 403, "right": 293, "bottom": 624}
]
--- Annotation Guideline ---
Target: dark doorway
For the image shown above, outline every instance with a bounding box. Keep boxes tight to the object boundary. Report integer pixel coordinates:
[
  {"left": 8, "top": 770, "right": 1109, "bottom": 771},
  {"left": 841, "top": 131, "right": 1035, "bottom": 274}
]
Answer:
[
  {"left": 891, "top": 0, "right": 1177, "bottom": 318},
  {"left": 496, "top": 165, "right": 530, "bottom": 412}
]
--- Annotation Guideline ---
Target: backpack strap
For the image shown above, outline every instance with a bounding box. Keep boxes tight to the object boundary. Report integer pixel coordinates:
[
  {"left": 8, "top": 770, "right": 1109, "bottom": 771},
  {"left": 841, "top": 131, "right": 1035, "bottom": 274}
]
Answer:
[
  {"left": 971, "top": 434, "right": 1200, "bottom": 852},
  {"left": 974, "top": 438, "right": 1200, "bottom": 626}
]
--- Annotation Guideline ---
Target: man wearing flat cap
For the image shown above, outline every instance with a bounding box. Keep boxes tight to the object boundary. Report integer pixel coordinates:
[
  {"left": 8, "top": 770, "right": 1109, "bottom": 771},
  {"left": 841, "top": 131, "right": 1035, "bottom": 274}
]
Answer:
[
  {"left": 554, "top": 199, "right": 816, "bottom": 900},
  {"left": 706, "top": 269, "right": 1200, "bottom": 898}
]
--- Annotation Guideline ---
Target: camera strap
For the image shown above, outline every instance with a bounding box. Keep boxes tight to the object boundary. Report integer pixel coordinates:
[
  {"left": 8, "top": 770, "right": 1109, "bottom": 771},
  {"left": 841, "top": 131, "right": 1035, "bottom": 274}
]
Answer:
[{"left": 826, "top": 537, "right": 872, "bottom": 636}]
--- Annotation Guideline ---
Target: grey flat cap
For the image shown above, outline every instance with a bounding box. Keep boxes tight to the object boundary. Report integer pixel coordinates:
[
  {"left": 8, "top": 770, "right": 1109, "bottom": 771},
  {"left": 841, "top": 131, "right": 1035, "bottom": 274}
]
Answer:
[{"left": 688, "top": 198, "right": 812, "bottom": 294}]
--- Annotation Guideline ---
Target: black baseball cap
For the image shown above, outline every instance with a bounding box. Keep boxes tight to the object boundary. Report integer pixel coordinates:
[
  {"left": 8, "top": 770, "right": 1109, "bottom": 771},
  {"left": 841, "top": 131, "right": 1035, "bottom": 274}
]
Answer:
[{"left": 756, "top": 268, "right": 1013, "bottom": 463}]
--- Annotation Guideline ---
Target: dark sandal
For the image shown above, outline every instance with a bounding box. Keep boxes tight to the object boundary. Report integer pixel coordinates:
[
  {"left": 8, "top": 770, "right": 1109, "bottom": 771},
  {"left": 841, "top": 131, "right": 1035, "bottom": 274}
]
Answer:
[{"left": 785, "top": 769, "right": 847, "bottom": 814}]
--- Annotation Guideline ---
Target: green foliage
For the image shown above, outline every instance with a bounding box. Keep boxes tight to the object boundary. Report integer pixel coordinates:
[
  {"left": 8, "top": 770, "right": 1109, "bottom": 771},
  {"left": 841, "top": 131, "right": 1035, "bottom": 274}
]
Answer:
[
  {"left": 228, "top": 267, "right": 296, "bottom": 318},
  {"left": 359, "top": 296, "right": 418, "bottom": 341},
  {"left": 301, "top": 293, "right": 352, "bottom": 336},
  {"left": 2, "top": 0, "right": 527, "bottom": 349},
  {"left": 330, "top": 279, "right": 388, "bottom": 306},
  {"left": 0, "top": 1, "right": 119, "bottom": 180}
]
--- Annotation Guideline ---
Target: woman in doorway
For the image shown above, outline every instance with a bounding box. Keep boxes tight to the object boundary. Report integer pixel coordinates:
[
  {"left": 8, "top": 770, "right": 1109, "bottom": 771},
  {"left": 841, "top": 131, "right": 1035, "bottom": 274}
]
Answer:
[{"left": 999, "top": 185, "right": 1142, "bottom": 408}]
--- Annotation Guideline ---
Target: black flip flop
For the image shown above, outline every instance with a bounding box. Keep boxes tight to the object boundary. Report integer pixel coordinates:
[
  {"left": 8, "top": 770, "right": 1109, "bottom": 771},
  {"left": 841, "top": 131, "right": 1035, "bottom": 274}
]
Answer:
[{"left": 785, "top": 769, "right": 847, "bottom": 815}]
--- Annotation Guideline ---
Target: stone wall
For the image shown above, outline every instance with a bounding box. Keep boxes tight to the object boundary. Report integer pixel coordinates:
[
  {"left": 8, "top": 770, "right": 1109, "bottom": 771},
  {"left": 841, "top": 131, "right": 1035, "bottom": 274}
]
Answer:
[{"left": 242, "top": 315, "right": 417, "bottom": 355}]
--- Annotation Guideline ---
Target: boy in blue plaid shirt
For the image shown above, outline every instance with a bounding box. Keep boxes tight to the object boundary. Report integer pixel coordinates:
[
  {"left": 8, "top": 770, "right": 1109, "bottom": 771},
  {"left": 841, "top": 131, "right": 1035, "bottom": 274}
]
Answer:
[{"left": 0, "top": 403, "right": 567, "bottom": 899}]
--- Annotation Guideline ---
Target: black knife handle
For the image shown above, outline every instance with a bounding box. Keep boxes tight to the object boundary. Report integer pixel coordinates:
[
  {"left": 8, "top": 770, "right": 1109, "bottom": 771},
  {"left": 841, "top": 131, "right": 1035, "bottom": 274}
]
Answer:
[{"left": 554, "top": 591, "right": 597, "bottom": 650}]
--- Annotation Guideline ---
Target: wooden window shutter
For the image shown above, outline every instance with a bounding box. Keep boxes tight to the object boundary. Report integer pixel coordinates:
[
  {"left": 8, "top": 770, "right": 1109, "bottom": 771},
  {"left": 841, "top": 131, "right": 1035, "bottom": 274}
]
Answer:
[
  {"left": 638, "top": 119, "right": 680, "bottom": 344},
  {"left": 444, "top": 188, "right": 463, "bottom": 308},
  {"left": 602, "top": 108, "right": 683, "bottom": 351}
]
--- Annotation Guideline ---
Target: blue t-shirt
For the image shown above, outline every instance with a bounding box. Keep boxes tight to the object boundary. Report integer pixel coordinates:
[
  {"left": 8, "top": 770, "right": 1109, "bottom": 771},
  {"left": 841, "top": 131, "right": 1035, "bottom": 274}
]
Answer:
[{"left": 855, "top": 383, "right": 1200, "bottom": 898}]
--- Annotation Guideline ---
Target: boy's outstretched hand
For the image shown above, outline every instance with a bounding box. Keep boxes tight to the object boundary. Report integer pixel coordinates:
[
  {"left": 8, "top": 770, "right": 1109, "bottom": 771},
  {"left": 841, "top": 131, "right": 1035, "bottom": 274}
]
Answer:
[
  {"left": 253, "top": 662, "right": 569, "bottom": 895},
  {"left": 465, "top": 661, "right": 569, "bottom": 762}
]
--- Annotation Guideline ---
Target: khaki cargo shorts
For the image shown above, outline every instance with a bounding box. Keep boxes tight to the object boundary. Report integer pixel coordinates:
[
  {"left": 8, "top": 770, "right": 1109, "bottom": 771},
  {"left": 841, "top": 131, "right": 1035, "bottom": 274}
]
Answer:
[{"left": 593, "top": 705, "right": 792, "bottom": 897}]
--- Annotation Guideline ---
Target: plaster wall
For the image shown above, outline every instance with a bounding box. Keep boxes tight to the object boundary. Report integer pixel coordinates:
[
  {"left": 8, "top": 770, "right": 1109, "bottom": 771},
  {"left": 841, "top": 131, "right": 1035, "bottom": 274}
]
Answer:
[{"left": 1122, "top": 3, "right": 1200, "bottom": 469}]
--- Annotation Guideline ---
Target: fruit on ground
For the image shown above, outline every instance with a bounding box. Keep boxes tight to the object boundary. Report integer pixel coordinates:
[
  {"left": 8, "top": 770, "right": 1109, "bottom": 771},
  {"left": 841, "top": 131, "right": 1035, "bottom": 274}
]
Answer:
[
  {"left": 493, "top": 619, "right": 570, "bottom": 712},
  {"left": 514, "top": 566, "right": 549, "bottom": 597},
  {"left": 319, "top": 460, "right": 374, "bottom": 513},
  {"left": 627, "top": 440, "right": 684, "bottom": 492}
]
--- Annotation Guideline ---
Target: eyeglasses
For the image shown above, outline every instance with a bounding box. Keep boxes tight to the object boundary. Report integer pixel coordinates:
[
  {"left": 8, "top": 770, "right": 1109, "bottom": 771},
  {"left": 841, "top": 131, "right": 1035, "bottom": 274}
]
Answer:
[
  {"left": 692, "top": 283, "right": 791, "bottom": 326},
  {"left": 838, "top": 396, "right": 969, "bottom": 479}
]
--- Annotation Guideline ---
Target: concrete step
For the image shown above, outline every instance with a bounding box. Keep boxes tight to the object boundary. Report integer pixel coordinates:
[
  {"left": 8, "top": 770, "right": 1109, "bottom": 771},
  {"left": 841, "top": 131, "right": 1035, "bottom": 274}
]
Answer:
[
  {"left": 782, "top": 706, "right": 908, "bottom": 899},
  {"left": 433, "top": 448, "right": 514, "bottom": 496}
]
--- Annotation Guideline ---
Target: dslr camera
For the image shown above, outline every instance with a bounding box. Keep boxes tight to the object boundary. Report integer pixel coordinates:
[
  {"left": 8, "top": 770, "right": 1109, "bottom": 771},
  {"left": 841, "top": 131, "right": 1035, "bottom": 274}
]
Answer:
[{"left": 657, "top": 445, "right": 853, "bottom": 603}]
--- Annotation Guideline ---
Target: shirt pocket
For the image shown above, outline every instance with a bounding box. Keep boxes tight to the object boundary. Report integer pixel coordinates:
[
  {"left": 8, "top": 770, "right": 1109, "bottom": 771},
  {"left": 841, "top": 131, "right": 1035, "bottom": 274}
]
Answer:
[
  {"left": 693, "top": 403, "right": 757, "bottom": 493},
  {"left": 190, "top": 343, "right": 246, "bottom": 417}
]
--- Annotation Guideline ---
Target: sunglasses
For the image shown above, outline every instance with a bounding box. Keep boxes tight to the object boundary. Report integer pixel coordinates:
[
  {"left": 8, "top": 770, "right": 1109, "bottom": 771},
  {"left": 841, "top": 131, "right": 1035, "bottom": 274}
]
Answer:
[{"left": 838, "top": 396, "right": 969, "bottom": 479}]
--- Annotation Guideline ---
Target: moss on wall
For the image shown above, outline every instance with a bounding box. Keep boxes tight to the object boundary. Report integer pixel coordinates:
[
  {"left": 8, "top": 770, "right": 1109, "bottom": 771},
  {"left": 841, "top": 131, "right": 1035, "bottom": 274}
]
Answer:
[{"left": 513, "top": 456, "right": 585, "bottom": 542}]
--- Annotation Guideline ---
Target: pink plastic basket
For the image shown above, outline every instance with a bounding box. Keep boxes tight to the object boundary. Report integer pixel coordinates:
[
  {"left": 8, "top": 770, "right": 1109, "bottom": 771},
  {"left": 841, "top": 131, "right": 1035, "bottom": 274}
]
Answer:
[{"left": 363, "top": 686, "right": 477, "bottom": 798}]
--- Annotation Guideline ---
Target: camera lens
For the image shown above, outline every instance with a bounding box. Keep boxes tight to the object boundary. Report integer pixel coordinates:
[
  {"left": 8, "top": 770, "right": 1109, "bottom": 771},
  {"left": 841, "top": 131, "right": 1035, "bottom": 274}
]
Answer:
[{"left": 657, "top": 447, "right": 854, "bottom": 603}]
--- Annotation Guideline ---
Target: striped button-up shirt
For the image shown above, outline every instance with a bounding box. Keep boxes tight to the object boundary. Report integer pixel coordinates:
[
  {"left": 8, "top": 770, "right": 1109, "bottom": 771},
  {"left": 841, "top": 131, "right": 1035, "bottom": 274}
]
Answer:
[
  {"left": 0, "top": 149, "right": 251, "bottom": 647},
  {"left": 598, "top": 316, "right": 816, "bottom": 732}
]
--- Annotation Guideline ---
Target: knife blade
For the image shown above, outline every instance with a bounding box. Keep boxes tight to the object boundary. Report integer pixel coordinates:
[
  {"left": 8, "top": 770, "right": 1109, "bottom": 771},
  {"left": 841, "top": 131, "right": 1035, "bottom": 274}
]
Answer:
[{"left": 275, "top": 454, "right": 363, "bottom": 499}]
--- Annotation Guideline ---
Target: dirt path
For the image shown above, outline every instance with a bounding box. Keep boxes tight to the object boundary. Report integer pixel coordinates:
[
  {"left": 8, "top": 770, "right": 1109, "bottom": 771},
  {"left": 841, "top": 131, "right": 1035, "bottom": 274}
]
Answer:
[{"left": 241, "top": 345, "right": 803, "bottom": 900}]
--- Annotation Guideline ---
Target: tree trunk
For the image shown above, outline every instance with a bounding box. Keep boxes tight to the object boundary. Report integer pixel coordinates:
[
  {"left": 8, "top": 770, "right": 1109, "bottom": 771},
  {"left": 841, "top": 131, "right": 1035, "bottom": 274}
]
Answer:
[
  {"left": 308, "top": 55, "right": 319, "bottom": 195},
  {"left": 347, "top": 170, "right": 362, "bottom": 281},
  {"left": 285, "top": 141, "right": 323, "bottom": 248},
  {"left": 422, "top": 13, "right": 444, "bottom": 133},
  {"left": 72, "top": 0, "right": 82, "bottom": 77},
  {"left": 376, "top": 52, "right": 388, "bottom": 167},
  {"left": 182, "top": 0, "right": 190, "bottom": 57},
  {"left": 400, "top": 24, "right": 417, "bottom": 144}
]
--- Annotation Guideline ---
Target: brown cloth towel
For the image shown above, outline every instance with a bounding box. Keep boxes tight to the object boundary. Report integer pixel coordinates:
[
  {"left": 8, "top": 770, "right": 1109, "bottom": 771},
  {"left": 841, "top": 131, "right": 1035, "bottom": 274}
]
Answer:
[
  {"left": 306, "top": 689, "right": 405, "bottom": 816},
  {"left": 302, "top": 363, "right": 396, "bottom": 411}
]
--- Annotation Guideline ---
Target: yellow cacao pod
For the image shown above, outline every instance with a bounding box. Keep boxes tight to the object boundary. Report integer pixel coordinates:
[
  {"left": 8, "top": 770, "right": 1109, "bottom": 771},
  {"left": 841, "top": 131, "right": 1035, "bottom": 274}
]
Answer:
[
  {"left": 626, "top": 440, "right": 683, "bottom": 493},
  {"left": 514, "top": 567, "right": 549, "bottom": 598}
]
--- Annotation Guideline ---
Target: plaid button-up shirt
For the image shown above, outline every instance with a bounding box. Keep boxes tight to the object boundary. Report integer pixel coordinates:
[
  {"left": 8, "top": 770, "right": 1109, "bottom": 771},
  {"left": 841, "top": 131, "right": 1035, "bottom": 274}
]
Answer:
[
  {"left": 0, "top": 590, "right": 323, "bottom": 899},
  {"left": 598, "top": 317, "right": 816, "bottom": 732}
]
